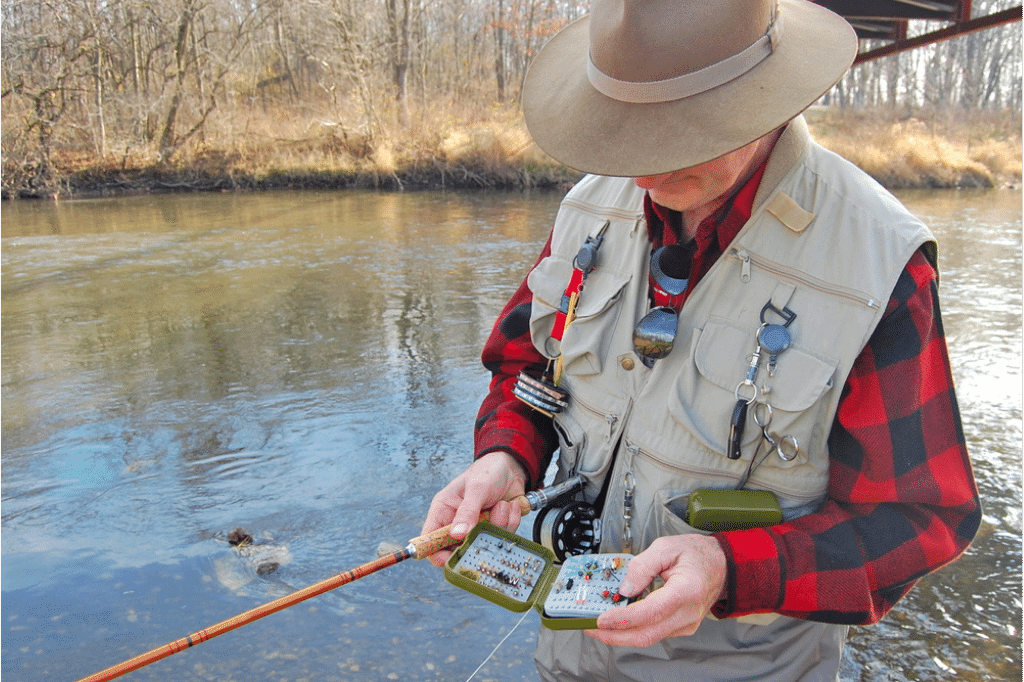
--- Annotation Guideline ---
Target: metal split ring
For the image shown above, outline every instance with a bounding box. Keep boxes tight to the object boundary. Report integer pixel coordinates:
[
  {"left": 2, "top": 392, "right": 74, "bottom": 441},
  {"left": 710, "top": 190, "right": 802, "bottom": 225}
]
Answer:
[{"left": 734, "top": 381, "right": 758, "bottom": 404}]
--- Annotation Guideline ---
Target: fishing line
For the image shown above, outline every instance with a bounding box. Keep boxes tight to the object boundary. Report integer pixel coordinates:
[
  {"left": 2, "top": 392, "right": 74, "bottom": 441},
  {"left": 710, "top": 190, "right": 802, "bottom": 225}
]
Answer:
[{"left": 463, "top": 609, "right": 532, "bottom": 682}]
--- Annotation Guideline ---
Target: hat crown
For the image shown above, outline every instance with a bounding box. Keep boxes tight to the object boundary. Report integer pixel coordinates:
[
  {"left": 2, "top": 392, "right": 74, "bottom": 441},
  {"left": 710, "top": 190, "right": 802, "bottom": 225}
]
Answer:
[
  {"left": 590, "top": 0, "right": 775, "bottom": 84},
  {"left": 521, "top": 0, "right": 858, "bottom": 176}
]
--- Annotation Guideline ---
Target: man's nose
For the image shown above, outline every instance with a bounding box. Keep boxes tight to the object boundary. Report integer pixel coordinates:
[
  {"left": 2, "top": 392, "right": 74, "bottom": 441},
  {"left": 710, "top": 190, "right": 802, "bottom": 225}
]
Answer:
[{"left": 633, "top": 173, "right": 674, "bottom": 190}]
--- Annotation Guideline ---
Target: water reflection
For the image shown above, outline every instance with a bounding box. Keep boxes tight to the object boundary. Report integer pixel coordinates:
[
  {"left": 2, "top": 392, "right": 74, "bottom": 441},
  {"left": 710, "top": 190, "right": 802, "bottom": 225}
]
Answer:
[{"left": 1, "top": 189, "right": 1020, "bottom": 681}]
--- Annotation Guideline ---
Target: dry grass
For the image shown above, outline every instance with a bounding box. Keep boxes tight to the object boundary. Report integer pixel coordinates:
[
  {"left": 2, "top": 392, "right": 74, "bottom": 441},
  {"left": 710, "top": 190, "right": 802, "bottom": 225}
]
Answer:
[
  {"left": 809, "top": 107, "right": 1022, "bottom": 190},
  {"left": 2, "top": 99, "right": 1020, "bottom": 198}
]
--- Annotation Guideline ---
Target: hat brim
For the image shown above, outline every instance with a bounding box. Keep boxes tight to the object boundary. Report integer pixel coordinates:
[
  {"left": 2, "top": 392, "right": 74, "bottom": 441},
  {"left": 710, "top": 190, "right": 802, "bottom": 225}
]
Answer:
[{"left": 522, "top": 0, "right": 857, "bottom": 177}]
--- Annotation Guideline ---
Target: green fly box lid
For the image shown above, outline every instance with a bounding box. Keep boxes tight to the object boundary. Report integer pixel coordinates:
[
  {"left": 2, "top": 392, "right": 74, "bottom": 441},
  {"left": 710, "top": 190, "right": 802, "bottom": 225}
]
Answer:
[{"left": 443, "top": 522, "right": 634, "bottom": 630}]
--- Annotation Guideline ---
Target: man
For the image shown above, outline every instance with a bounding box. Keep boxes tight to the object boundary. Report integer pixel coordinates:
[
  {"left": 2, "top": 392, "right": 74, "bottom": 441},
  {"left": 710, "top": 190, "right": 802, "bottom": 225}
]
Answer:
[{"left": 422, "top": 0, "right": 980, "bottom": 679}]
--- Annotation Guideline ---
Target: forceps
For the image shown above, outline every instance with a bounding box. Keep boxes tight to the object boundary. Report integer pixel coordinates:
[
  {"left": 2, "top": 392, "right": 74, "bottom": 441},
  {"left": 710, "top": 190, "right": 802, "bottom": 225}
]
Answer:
[
  {"left": 751, "top": 401, "right": 800, "bottom": 462},
  {"left": 735, "top": 401, "right": 800, "bottom": 489}
]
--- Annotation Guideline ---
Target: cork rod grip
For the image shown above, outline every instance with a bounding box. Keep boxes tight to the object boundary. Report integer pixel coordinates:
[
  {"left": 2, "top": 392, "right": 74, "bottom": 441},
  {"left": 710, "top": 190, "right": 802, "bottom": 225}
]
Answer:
[{"left": 409, "top": 495, "right": 533, "bottom": 559}]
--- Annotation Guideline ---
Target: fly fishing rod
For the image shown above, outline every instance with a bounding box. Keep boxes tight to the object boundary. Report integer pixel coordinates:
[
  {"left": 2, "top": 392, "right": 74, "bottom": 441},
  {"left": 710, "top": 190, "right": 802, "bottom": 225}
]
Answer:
[{"left": 77, "top": 476, "right": 582, "bottom": 682}]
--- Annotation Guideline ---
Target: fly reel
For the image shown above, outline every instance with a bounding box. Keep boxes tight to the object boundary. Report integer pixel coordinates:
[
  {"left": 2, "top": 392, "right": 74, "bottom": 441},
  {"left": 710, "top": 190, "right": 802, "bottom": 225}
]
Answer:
[{"left": 532, "top": 501, "right": 601, "bottom": 562}]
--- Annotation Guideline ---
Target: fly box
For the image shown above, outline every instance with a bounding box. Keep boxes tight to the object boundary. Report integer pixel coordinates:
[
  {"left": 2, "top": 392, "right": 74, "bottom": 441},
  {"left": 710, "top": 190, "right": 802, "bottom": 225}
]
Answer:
[{"left": 443, "top": 522, "right": 634, "bottom": 630}]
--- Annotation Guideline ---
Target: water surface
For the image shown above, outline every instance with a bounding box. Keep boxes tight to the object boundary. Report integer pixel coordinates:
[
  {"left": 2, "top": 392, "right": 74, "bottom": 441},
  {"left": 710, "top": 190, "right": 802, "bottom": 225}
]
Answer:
[{"left": 2, "top": 189, "right": 1020, "bottom": 681}]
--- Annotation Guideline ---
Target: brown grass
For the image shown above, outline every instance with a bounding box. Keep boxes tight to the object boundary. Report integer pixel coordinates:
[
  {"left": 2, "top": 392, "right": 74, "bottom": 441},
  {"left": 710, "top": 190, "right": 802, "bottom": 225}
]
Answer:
[
  {"left": 2, "top": 99, "right": 1020, "bottom": 199},
  {"left": 808, "top": 107, "right": 1022, "bottom": 190}
]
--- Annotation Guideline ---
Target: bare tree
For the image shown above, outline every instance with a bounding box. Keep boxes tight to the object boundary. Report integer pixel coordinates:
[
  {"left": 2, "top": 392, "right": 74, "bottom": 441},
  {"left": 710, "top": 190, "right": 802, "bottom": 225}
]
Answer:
[
  {"left": 1, "top": 0, "right": 1019, "bottom": 196},
  {"left": 386, "top": 0, "right": 413, "bottom": 125}
]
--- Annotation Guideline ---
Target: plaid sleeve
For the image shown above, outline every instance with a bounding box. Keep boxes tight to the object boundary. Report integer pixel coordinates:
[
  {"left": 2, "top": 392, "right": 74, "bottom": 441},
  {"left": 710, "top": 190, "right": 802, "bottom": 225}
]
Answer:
[
  {"left": 473, "top": 234, "right": 560, "bottom": 490},
  {"left": 713, "top": 248, "right": 981, "bottom": 624}
]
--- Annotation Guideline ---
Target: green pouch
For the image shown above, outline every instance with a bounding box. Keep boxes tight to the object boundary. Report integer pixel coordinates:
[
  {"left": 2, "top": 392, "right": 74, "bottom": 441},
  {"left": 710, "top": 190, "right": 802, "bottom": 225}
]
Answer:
[{"left": 686, "top": 489, "right": 782, "bottom": 531}]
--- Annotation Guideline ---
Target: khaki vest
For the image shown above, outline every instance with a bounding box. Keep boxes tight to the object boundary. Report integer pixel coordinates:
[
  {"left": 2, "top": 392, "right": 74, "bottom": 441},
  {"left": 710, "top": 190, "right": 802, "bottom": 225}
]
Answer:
[{"left": 527, "top": 118, "right": 934, "bottom": 681}]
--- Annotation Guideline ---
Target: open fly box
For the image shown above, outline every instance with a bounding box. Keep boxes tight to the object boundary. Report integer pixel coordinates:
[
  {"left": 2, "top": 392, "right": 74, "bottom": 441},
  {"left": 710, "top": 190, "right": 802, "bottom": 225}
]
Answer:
[{"left": 443, "top": 522, "right": 633, "bottom": 630}]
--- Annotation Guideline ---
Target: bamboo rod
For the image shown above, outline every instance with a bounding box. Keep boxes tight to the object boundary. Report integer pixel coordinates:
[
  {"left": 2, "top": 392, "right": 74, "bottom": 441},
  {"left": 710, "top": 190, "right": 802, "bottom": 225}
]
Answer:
[
  {"left": 77, "top": 548, "right": 412, "bottom": 682},
  {"left": 77, "top": 476, "right": 581, "bottom": 682}
]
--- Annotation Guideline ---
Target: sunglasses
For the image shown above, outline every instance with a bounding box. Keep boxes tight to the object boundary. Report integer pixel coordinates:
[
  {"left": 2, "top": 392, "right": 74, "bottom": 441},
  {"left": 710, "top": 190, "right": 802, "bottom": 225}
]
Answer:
[{"left": 633, "top": 244, "right": 690, "bottom": 363}]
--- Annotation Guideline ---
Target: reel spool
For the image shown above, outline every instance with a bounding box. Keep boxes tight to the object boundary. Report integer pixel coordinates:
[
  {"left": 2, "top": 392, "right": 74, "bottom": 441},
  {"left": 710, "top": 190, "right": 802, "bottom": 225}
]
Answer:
[{"left": 532, "top": 501, "right": 601, "bottom": 562}]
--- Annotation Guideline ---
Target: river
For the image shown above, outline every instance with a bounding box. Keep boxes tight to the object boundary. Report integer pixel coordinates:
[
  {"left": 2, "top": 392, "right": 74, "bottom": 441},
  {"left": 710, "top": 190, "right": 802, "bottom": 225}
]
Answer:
[{"left": 1, "top": 188, "right": 1020, "bottom": 681}]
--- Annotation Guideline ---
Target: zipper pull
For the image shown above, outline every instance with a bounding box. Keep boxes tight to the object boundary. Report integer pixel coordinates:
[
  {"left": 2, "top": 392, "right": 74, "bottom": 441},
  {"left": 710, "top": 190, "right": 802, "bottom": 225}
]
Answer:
[
  {"left": 735, "top": 249, "right": 751, "bottom": 283},
  {"left": 604, "top": 413, "right": 618, "bottom": 440}
]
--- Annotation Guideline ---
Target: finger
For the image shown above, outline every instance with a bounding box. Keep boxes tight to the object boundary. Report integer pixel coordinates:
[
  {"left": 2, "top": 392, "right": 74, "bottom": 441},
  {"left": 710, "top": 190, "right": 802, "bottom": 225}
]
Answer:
[
  {"left": 450, "top": 471, "right": 506, "bottom": 538},
  {"left": 450, "top": 496, "right": 488, "bottom": 540},
  {"left": 615, "top": 548, "right": 675, "bottom": 599},
  {"left": 420, "top": 480, "right": 465, "bottom": 537},
  {"left": 497, "top": 500, "right": 527, "bottom": 532},
  {"left": 588, "top": 601, "right": 699, "bottom": 647},
  {"left": 585, "top": 616, "right": 701, "bottom": 648},
  {"left": 596, "top": 587, "right": 683, "bottom": 632},
  {"left": 592, "top": 581, "right": 704, "bottom": 646},
  {"left": 427, "top": 548, "right": 454, "bottom": 569}
]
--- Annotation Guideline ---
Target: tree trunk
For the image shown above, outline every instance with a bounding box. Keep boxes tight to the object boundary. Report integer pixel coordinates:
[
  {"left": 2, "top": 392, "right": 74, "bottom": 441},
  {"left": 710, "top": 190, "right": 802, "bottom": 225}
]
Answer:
[
  {"left": 158, "top": 2, "right": 194, "bottom": 163},
  {"left": 94, "top": 45, "right": 107, "bottom": 157},
  {"left": 494, "top": 0, "right": 505, "bottom": 102},
  {"left": 386, "top": 0, "right": 411, "bottom": 126}
]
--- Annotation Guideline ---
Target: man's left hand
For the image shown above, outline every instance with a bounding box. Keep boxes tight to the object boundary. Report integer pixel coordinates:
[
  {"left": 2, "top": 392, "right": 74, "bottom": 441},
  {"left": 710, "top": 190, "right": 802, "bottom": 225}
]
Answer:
[{"left": 587, "top": 534, "right": 727, "bottom": 648}]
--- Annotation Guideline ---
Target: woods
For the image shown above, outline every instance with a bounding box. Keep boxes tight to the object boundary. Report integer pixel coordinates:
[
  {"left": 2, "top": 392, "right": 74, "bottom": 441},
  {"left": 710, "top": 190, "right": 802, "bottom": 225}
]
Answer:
[{"left": 1, "top": 0, "right": 1020, "bottom": 197}]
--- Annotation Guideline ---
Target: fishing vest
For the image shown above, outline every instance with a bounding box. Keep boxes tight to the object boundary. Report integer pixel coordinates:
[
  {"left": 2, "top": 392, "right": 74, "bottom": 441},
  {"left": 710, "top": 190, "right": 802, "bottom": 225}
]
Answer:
[{"left": 526, "top": 117, "right": 935, "bottom": 681}]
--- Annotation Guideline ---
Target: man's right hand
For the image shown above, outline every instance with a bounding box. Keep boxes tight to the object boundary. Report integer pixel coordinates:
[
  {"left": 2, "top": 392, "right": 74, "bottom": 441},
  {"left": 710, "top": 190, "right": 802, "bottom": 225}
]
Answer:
[{"left": 419, "top": 450, "right": 528, "bottom": 567}]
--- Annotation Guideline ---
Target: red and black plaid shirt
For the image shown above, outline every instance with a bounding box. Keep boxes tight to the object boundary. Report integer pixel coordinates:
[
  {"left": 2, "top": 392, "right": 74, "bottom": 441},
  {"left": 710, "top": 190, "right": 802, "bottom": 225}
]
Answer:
[{"left": 474, "top": 171, "right": 980, "bottom": 624}]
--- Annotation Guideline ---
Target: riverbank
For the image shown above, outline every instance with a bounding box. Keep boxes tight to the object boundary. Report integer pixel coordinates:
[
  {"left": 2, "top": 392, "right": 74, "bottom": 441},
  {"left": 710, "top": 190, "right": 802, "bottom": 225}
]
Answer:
[{"left": 2, "top": 106, "right": 1020, "bottom": 199}]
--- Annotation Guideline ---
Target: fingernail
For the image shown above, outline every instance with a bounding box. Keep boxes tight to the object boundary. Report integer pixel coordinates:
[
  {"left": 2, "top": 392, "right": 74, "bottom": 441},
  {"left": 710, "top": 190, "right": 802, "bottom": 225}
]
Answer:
[{"left": 452, "top": 523, "right": 468, "bottom": 537}]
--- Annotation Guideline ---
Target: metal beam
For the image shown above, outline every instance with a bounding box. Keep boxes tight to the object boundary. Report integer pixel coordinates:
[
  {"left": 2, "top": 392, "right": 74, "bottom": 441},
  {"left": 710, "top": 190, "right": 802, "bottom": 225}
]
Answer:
[
  {"left": 852, "top": 5, "right": 1022, "bottom": 64},
  {"left": 849, "top": 19, "right": 904, "bottom": 39},
  {"left": 893, "top": 0, "right": 956, "bottom": 13},
  {"left": 818, "top": 0, "right": 958, "bottom": 20}
]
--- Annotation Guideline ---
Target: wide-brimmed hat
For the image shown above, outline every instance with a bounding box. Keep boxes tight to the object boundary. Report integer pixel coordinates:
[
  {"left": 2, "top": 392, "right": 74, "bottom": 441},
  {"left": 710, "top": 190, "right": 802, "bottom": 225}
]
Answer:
[{"left": 522, "top": 0, "right": 858, "bottom": 177}]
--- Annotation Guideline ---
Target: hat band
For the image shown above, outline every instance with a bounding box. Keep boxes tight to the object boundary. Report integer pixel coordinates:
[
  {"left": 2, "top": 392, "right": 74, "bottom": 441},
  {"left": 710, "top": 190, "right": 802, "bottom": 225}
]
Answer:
[{"left": 587, "top": 12, "right": 783, "bottom": 104}]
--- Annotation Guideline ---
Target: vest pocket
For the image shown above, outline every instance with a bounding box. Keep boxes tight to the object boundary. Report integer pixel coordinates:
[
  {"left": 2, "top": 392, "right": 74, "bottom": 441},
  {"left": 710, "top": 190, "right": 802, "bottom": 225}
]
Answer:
[
  {"left": 653, "top": 490, "right": 712, "bottom": 538},
  {"left": 553, "top": 395, "right": 621, "bottom": 503},
  {"left": 672, "top": 317, "right": 839, "bottom": 467},
  {"left": 528, "top": 256, "right": 630, "bottom": 376},
  {"left": 551, "top": 415, "right": 585, "bottom": 484}
]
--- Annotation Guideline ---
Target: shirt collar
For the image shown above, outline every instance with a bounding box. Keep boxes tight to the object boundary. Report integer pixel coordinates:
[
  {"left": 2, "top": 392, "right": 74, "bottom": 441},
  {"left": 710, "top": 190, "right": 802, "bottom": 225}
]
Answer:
[{"left": 643, "top": 160, "right": 768, "bottom": 250}]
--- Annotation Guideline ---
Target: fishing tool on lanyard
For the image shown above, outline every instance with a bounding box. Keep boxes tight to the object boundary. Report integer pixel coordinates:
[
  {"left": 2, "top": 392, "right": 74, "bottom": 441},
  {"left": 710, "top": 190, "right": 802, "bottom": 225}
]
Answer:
[
  {"left": 75, "top": 476, "right": 584, "bottom": 682},
  {"left": 512, "top": 221, "right": 609, "bottom": 417},
  {"left": 729, "top": 300, "right": 798, "bottom": 466}
]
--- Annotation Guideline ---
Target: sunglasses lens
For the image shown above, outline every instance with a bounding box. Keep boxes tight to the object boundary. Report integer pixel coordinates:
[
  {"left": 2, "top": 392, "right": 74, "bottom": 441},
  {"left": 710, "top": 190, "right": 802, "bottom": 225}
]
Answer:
[
  {"left": 633, "top": 306, "right": 678, "bottom": 360},
  {"left": 650, "top": 245, "right": 690, "bottom": 296}
]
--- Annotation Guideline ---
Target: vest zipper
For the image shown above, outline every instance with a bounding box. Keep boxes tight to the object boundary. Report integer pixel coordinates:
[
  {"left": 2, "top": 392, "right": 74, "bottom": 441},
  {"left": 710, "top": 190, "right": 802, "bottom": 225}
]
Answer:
[
  {"left": 559, "top": 196, "right": 644, "bottom": 224},
  {"left": 731, "top": 248, "right": 881, "bottom": 310},
  {"left": 568, "top": 396, "right": 621, "bottom": 443},
  {"left": 622, "top": 437, "right": 825, "bottom": 505}
]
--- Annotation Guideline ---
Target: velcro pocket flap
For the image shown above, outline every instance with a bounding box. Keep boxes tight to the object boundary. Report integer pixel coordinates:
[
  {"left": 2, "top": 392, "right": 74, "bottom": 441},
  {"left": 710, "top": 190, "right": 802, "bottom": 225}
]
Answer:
[{"left": 694, "top": 317, "right": 837, "bottom": 412}]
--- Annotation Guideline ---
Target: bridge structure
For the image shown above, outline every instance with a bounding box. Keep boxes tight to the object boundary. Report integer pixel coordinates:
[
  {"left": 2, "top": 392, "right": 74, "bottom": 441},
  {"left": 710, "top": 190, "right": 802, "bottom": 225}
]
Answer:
[{"left": 813, "top": 0, "right": 1022, "bottom": 64}]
